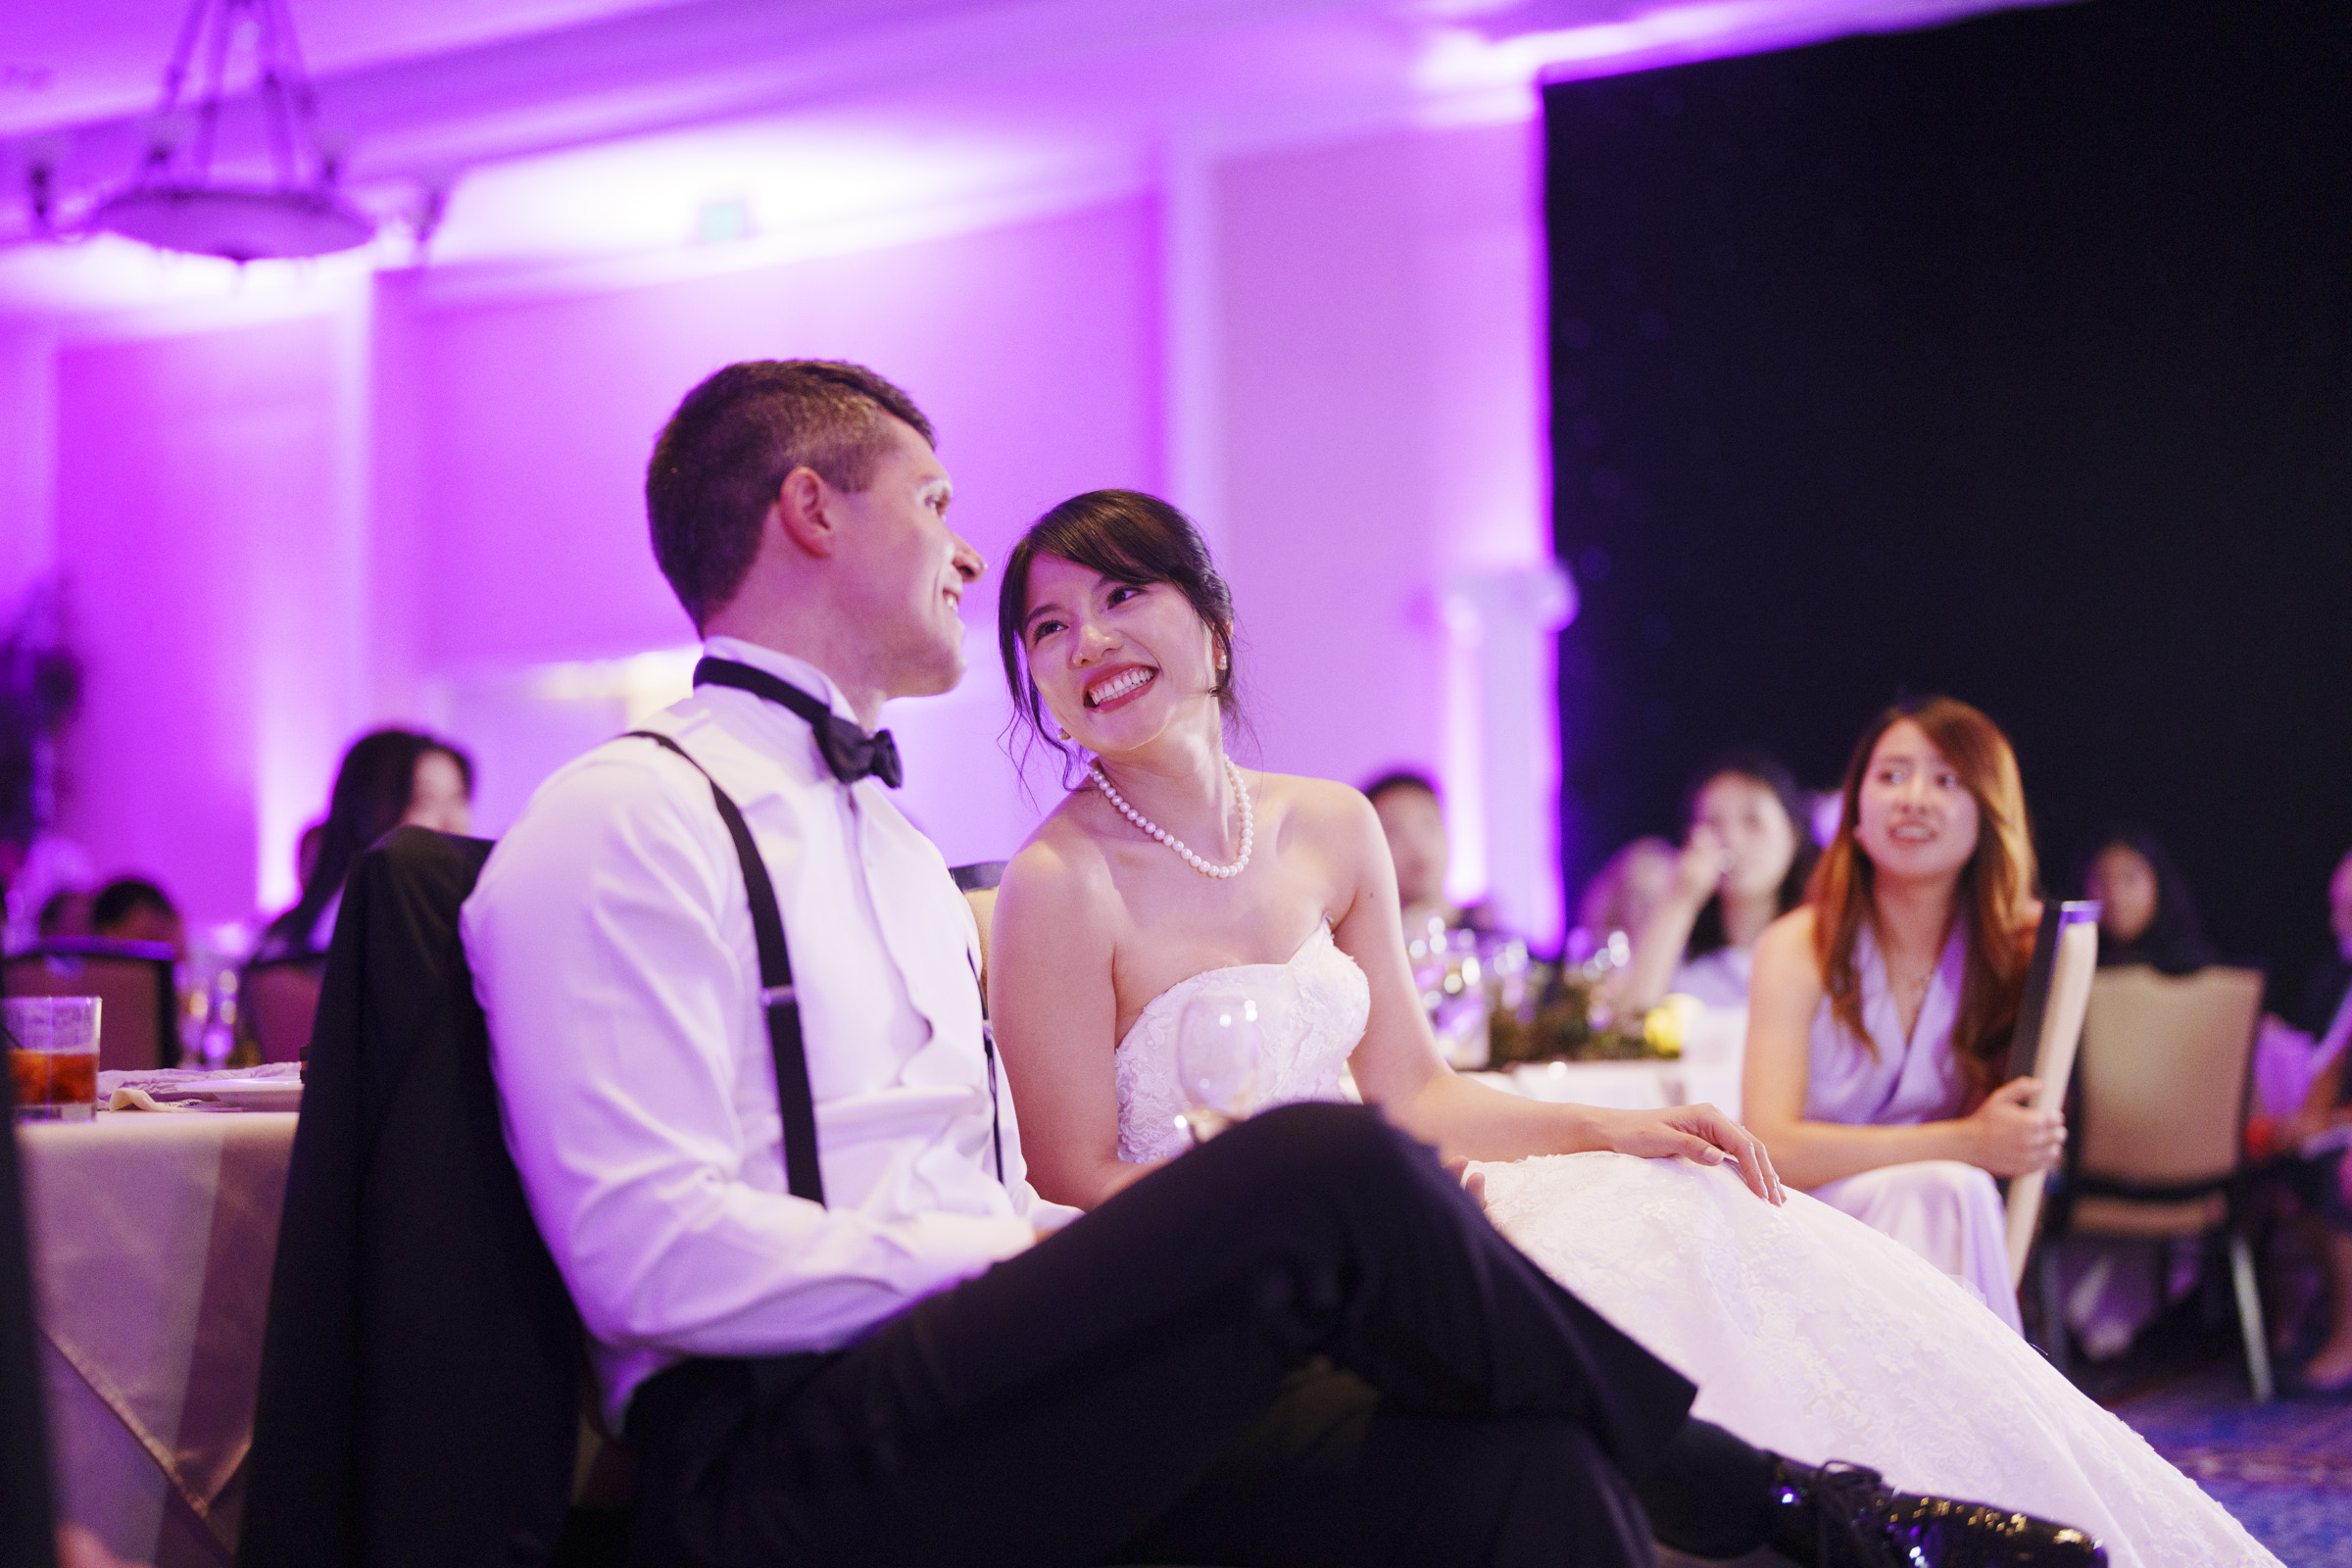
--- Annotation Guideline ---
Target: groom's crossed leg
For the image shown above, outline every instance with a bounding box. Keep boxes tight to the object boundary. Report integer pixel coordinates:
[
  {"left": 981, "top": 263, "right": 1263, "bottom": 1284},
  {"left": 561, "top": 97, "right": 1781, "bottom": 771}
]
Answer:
[{"left": 628, "top": 1103, "right": 1780, "bottom": 1567}]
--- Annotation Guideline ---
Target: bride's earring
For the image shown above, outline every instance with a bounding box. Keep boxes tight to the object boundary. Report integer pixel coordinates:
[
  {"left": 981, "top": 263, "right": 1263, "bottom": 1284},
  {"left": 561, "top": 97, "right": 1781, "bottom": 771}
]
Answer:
[{"left": 1057, "top": 725, "right": 1071, "bottom": 741}]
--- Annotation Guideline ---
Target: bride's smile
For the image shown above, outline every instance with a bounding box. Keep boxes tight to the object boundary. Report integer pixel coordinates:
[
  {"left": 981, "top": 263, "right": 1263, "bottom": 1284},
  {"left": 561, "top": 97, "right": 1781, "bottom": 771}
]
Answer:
[{"left": 1083, "top": 663, "right": 1156, "bottom": 710}]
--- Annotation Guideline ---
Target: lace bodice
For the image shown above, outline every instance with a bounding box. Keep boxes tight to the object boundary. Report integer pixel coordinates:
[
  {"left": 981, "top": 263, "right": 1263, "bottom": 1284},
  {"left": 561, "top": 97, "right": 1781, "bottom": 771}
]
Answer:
[{"left": 1113, "top": 921, "right": 1371, "bottom": 1162}]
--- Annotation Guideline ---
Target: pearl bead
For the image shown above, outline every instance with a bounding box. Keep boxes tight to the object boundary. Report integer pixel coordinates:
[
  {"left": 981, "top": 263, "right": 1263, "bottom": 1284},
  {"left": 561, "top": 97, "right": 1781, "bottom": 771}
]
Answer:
[{"left": 1089, "top": 757, "right": 1253, "bottom": 880}]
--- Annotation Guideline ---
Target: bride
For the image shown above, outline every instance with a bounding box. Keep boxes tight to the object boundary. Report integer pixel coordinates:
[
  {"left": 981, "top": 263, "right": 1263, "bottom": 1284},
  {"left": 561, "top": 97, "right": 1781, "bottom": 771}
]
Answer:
[{"left": 985, "top": 489, "right": 2278, "bottom": 1568}]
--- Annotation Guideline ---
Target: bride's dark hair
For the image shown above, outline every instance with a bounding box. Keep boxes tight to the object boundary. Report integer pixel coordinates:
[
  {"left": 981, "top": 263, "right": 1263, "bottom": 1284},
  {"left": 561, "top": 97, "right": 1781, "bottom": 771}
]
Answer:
[{"left": 997, "top": 489, "right": 1242, "bottom": 782}]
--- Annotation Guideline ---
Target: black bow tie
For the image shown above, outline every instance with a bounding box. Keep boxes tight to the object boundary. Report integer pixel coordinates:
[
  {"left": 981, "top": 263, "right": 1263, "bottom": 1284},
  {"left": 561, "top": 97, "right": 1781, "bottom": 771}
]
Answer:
[{"left": 694, "top": 658, "right": 904, "bottom": 788}]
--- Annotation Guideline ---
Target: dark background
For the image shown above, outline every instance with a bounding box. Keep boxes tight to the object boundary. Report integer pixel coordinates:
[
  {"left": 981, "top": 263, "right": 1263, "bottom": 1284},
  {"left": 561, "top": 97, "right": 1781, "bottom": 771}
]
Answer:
[{"left": 1544, "top": 0, "right": 2352, "bottom": 1000}]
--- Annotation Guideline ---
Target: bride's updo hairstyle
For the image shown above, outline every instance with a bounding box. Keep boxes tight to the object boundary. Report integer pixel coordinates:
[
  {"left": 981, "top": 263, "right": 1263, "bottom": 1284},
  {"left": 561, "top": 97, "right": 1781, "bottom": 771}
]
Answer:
[
  {"left": 1808, "top": 695, "right": 2039, "bottom": 1103},
  {"left": 997, "top": 488, "right": 1240, "bottom": 779}
]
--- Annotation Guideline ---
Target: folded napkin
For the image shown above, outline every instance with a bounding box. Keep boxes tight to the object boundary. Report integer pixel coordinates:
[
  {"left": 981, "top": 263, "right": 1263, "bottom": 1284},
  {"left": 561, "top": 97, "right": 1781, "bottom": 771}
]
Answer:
[
  {"left": 96, "top": 1062, "right": 304, "bottom": 1112},
  {"left": 105, "top": 1085, "right": 198, "bottom": 1113}
]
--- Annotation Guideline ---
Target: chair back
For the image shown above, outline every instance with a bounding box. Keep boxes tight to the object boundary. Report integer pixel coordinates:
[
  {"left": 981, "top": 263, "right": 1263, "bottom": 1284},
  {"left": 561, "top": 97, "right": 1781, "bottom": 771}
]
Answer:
[
  {"left": 2, "top": 939, "right": 178, "bottom": 1071},
  {"left": 952, "top": 861, "right": 1006, "bottom": 994},
  {"left": 2073, "top": 963, "right": 2265, "bottom": 1190},
  {"left": 2002, "top": 904, "right": 2102, "bottom": 1283},
  {"left": 241, "top": 957, "right": 326, "bottom": 1064}
]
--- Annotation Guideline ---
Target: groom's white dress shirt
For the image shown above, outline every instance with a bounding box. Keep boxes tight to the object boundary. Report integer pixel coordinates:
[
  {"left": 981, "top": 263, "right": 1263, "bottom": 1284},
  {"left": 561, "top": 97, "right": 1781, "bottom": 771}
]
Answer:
[{"left": 463, "top": 636, "right": 1075, "bottom": 1427}]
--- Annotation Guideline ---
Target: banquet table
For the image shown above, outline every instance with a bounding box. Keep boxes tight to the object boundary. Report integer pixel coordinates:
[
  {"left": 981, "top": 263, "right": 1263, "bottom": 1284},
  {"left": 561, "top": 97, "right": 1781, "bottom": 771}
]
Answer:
[
  {"left": 22, "top": 1109, "right": 297, "bottom": 1567},
  {"left": 1475, "top": 1004, "right": 1749, "bottom": 1121}
]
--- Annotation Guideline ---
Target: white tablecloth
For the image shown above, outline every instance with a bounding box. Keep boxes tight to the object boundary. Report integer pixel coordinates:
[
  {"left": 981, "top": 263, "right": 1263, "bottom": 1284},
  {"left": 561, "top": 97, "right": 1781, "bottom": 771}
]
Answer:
[{"left": 21, "top": 1111, "right": 296, "bottom": 1567}]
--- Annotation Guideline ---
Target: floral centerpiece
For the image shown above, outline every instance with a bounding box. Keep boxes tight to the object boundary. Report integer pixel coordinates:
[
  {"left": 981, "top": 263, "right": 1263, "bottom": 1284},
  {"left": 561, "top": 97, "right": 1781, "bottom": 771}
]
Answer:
[{"left": 1486, "top": 931, "right": 1702, "bottom": 1067}]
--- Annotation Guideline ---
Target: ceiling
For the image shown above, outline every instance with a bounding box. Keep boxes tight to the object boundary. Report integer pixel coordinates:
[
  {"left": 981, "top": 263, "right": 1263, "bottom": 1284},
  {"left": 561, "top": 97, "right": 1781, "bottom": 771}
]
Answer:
[
  {"left": 0, "top": 0, "right": 704, "bottom": 135},
  {"left": 0, "top": 0, "right": 2053, "bottom": 308}
]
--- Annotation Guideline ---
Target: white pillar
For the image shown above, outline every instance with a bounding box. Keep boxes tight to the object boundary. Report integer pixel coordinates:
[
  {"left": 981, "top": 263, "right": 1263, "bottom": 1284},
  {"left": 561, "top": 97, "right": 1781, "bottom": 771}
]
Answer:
[{"left": 1444, "top": 562, "right": 1575, "bottom": 948}]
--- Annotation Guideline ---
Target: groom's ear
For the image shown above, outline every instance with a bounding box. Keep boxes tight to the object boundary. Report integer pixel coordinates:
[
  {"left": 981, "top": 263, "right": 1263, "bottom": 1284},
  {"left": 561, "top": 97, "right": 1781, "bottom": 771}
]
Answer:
[{"left": 773, "top": 466, "right": 841, "bottom": 560}]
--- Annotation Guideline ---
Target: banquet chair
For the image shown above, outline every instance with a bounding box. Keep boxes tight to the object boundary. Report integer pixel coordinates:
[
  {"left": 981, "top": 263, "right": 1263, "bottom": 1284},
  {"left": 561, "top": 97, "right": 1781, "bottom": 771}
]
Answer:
[
  {"left": 953, "top": 859, "right": 1007, "bottom": 991},
  {"left": 241, "top": 827, "right": 603, "bottom": 1568},
  {"left": 239, "top": 956, "right": 326, "bottom": 1064},
  {"left": 2001, "top": 902, "right": 2103, "bottom": 1285},
  {"left": 2, "top": 937, "right": 178, "bottom": 1071},
  {"left": 2035, "top": 963, "right": 2271, "bottom": 1399}
]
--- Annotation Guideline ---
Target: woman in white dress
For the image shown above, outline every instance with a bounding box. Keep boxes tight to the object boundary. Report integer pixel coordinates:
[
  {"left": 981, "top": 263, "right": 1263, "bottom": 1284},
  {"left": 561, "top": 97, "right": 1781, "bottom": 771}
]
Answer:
[{"left": 986, "top": 490, "right": 2278, "bottom": 1568}]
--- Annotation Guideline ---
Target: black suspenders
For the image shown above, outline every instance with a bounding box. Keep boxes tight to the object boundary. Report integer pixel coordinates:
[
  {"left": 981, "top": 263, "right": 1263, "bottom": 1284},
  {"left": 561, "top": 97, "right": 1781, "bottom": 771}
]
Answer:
[
  {"left": 971, "top": 954, "right": 1005, "bottom": 1186},
  {"left": 624, "top": 731, "right": 1007, "bottom": 1202},
  {"left": 627, "top": 731, "right": 826, "bottom": 1206}
]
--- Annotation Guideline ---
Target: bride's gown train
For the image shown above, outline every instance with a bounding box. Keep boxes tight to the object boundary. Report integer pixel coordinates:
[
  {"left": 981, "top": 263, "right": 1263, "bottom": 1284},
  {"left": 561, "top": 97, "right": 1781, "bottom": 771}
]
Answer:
[{"left": 1112, "top": 922, "right": 2278, "bottom": 1568}]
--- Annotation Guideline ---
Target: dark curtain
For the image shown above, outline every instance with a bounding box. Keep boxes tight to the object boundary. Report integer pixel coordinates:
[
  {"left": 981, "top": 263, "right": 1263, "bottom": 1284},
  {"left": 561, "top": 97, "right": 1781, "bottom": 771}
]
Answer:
[{"left": 1545, "top": 0, "right": 2352, "bottom": 994}]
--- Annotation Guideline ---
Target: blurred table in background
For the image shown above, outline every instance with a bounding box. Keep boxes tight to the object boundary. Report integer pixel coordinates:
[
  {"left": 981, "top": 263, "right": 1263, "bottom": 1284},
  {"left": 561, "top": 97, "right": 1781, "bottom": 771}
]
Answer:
[
  {"left": 1474, "top": 1004, "right": 1748, "bottom": 1120},
  {"left": 22, "top": 1110, "right": 296, "bottom": 1566}
]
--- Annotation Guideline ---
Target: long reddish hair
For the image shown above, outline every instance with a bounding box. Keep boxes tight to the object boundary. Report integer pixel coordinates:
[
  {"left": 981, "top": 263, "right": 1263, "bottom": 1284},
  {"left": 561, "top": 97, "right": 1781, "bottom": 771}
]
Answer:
[{"left": 1807, "top": 697, "right": 2040, "bottom": 1103}]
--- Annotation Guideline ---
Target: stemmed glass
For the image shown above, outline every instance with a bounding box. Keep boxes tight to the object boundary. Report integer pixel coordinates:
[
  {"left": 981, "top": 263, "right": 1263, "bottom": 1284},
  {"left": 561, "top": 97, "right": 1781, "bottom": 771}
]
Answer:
[{"left": 1174, "top": 991, "right": 1262, "bottom": 1146}]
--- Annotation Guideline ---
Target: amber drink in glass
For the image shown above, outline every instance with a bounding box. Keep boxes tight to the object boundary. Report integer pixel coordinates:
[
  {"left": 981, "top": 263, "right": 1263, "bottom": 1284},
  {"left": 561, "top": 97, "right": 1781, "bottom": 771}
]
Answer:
[{"left": 4, "top": 997, "right": 101, "bottom": 1122}]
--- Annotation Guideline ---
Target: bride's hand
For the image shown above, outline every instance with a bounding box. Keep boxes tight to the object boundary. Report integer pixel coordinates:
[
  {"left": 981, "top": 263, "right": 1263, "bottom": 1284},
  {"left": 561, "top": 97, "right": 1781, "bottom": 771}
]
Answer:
[
  {"left": 1595, "top": 1104, "right": 1787, "bottom": 1204},
  {"left": 1444, "top": 1155, "right": 1490, "bottom": 1210}
]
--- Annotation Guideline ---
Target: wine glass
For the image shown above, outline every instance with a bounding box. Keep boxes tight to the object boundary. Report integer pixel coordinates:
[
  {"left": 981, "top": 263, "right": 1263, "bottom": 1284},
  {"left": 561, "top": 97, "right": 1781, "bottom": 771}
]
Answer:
[{"left": 1173, "top": 991, "right": 1262, "bottom": 1145}]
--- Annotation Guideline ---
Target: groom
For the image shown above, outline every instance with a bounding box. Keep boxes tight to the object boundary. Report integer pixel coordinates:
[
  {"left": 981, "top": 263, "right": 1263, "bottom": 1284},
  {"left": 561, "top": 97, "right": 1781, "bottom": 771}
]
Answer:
[{"left": 462, "top": 360, "right": 2100, "bottom": 1567}]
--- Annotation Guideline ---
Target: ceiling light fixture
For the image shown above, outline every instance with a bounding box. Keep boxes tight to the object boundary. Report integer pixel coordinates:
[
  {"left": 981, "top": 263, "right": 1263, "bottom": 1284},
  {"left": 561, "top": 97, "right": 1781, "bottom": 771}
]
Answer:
[{"left": 89, "top": 0, "right": 373, "bottom": 263}]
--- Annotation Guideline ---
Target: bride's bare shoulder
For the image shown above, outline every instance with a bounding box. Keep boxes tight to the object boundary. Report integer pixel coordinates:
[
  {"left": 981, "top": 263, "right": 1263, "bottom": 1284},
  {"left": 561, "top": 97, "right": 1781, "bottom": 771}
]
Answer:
[
  {"left": 1246, "top": 770, "right": 1377, "bottom": 835},
  {"left": 998, "top": 792, "right": 1119, "bottom": 926}
]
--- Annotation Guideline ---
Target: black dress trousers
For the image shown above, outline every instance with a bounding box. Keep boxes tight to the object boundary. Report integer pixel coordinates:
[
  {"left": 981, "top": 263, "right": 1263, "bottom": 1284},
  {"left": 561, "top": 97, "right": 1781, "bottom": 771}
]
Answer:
[{"left": 627, "top": 1102, "right": 1697, "bottom": 1568}]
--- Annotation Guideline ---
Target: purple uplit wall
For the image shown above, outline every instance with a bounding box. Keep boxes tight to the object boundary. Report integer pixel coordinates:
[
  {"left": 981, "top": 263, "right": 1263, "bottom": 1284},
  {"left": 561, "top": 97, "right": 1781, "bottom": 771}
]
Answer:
[
  {"left": 1219, "top": 121, "right": 1561, "bottom": 938},
  {"left": 405, "top": 197, "right": 1163, "bottom": 670},
  {"left": 54, "top": 317, "right": 360, "bottom": 922},
  {"left": 394, "top": 196, "right": 1166, "bottom": 872},
  {"left": 6, "top": 112, "right": 1556, "bottom": 943},
  {"left": 0, "top": 326, "right": 57, "bottom": 613}
]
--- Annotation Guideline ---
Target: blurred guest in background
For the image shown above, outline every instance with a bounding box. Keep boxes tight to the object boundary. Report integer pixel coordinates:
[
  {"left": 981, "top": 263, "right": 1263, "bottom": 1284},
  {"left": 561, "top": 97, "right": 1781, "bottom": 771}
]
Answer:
[
  {"left": 295, "top": 821, "right": 325, "bottom": 892},
  {"left": 253, "top": 729, "right": 473, "bottom": 962},
  {"left": 1614, "top": 752, "right": 1816, "bottom": 1011},
  {"left": 2275, "top": 846, "right": 2352, "bottom": 1394},
  {"left": 2075, "top": 826, "right": 2217, "bottom": 974},
  {"left": 90, "top": 877, "right": 184, "bottom": 957},
  {"left": 1744, "top": 697, "right": 2059, "bottom": 1332},
  {"left": 2045, "top": 829, "right": 2221, "bottom": 1358},
  {"left": 1362, "top": 769, "right": 1487, "bottom": 936},
  {"left": 1568, "top": 836, "right": 1679, "bottom": 964},
  {"left": 5, "top": 833, "right": 94, "bottom": 952},
  {"left": 2286, "top": 846, "right": 2352, "bottom": 1051},
  {"left": 34, "top": 889, "right": 90, "bottom": 941}
]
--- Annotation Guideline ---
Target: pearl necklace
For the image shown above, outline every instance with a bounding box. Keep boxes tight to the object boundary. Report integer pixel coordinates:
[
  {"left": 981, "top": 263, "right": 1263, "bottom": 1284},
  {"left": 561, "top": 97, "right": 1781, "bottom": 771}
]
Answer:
[{"left": 1089, "top": 758, "right": 1254, "bottom": 879}]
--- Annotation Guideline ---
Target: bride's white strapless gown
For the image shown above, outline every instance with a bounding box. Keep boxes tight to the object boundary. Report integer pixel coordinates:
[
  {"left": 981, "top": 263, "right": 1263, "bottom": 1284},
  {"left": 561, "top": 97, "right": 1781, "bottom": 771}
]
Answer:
[{"left": 1113, "top": 923, "right": 2278, "bottom": 1568}]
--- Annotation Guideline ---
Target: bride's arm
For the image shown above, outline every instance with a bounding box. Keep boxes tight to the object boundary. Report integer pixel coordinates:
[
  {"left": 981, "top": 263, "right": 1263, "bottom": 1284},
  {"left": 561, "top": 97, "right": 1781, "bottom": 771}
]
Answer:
[
  {"left": 989, "top": 830, "right": 1163, "bottom": 1210},
  {"left": 1318, "top": 786, "right": 1784, "bottom": 1203}
]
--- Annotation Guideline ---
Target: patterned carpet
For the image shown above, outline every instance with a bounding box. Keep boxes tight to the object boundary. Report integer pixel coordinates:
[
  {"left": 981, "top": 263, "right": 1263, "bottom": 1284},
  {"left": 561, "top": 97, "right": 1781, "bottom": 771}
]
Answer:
[
  {"left": 1667, "top": 1353, "right": 2351, "bottom": 1568},
  {"left": 2111, "top": 1366, "right": 2352, "bottom": 1566}
]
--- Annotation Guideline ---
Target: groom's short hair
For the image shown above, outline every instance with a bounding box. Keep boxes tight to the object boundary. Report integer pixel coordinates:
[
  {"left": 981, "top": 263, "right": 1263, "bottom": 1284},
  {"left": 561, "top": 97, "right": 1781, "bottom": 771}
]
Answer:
[{"left": 646, "top": 360, "right": 936, "bottom": 627}]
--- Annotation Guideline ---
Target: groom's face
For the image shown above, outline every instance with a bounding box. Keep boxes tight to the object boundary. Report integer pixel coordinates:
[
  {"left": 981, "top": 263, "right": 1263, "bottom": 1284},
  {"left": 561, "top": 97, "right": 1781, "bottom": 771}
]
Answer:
[{"left": 829, "top": 416, "right": 984, "bottom": 701}]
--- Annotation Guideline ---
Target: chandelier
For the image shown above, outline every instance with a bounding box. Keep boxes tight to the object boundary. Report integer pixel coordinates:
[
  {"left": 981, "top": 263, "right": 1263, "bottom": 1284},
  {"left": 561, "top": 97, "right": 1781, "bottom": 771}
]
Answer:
[{"left": 89, "top": 0, "right": 374, "bottom": 263}]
